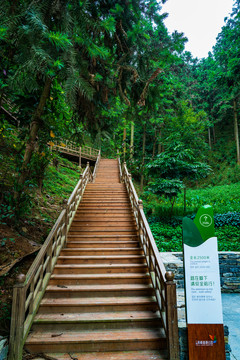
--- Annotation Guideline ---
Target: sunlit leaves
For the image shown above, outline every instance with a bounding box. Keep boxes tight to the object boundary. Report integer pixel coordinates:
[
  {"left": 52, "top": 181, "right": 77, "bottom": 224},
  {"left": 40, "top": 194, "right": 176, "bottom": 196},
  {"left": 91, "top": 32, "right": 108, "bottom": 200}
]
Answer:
[
  {"left": 87, "top": 43, "right": 110, "bottom": 59},
  {"left": 101, "top": 17, "right": 116, "bottom": 33},
  {"left": 47, "top": 31, "right": 72, "bottom": 50},
  {"left": 0, "top": 27, "right": 7, "bottom": 40}
]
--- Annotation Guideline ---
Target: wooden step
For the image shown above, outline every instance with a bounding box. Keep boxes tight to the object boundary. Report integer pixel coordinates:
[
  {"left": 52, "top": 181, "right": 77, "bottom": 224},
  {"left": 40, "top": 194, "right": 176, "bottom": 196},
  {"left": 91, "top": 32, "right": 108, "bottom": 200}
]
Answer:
[
  {"left": 32, "top": 310, "right": 161, "bottom": 332},
  {"left": 71, "top": 219, "right": 135, "bottom": 224},
  {"left": 53, "top": 263, "right": 147, "bottom": 274},
  {"left": 74, "top": 214, "right": 132, "bottom": 219},
  {"left": 66, "top": 234, "right": 138, "bottom": 241},
  {"left": 66, "top": 241, "right": 140, "bottom": 248},
  {"left": 70, "top": 222, "right": 136, "bottom": 228},
  {"left": 45, "top": 284, "right": 154, "bottom": 298},
  {"left": 49, "top": 273, "right": 151, "bottom": 285},
  {"left": 60, "top": 248, "right": 143, "bottom": 256},
  {"left": 25, "top": 327, "right": 166, "bottom": 353},
  {"left": 68, "top": 232, "right": 138, "bottom": 236},
  {"left": 78, "top": 205, "right": 132, "bottom": 209},
  {"left": 57, "top": 255, "right": 146, "bottom": 264},
  {"left": 39, "top": 296, "right": 158, "bottom": 313},
  {"left": 69, "top": 228, "right": 137, "bottom": 233},
  {"left": 34, "top": 350, "right": 168, "bottom": 360},
  {"left": 76, "top": 210, "right": 134, "bottom": 215}
]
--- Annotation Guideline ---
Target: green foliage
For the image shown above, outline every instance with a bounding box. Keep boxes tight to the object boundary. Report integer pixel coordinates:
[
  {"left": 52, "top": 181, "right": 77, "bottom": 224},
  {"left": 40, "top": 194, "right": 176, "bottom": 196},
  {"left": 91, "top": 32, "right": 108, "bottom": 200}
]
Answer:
[
  {"left": 47, "top": 31, "right": 72, "bottom": 50},
  {"left": 146, "top": 142, "right": 211, "bottom": 214},
  {"left": 43, "top": 156, "right": 80, "bottom": 197},
  {"left": 148, "top": 219, "right": 240, "bottom": 252},
  {"left": 148, "top": 221, "right": 183, "bottom": 252},
  {"left": 148, "top": 178, "right": 184, "bottom": 200},
  {"left": 143, "top": 181, "right": 240, "bottom": 218},
  {"left": 30, "top": 149, "right": 52, "bottom": 190}
]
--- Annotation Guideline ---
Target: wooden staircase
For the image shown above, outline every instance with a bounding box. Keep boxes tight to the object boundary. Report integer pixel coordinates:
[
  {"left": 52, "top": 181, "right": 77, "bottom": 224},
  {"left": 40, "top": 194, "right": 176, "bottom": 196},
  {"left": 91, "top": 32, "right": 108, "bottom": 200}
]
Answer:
[{"left": 24, "top": 159, "right": 168, "bottom": 359}]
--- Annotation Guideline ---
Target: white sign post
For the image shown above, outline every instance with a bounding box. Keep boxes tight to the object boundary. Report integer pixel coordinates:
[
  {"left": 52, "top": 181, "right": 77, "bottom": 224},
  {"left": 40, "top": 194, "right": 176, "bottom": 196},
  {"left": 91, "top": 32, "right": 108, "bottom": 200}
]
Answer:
[{"left": 183, "top": 205, "right": 225, "bottom": 359}]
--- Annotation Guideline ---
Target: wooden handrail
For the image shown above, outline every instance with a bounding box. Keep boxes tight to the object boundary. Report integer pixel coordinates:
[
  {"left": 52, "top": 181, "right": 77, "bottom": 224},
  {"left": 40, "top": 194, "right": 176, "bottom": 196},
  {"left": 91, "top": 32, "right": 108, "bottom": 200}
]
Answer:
[
  {"left": 51, "top": 142, "right": 99, "bottom": 160},
  {"left": 117, "top": 150, "right": 122, "bottom": 182},
  {"left": 92, "top": 150, "right": 101, "bottom": 181},
  {"left": 121, "top": 161, "right": 180, "bottom": 360},
  {"left": 8, "top": 162, "right": 95, "bottom": 360}
]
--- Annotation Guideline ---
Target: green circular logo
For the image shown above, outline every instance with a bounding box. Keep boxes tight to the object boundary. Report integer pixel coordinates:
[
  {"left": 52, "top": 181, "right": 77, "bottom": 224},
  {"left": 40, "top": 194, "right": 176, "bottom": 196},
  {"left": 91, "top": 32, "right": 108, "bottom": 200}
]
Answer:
[{"left": 200, "top": 214, "right": 212, "bottom": 227}]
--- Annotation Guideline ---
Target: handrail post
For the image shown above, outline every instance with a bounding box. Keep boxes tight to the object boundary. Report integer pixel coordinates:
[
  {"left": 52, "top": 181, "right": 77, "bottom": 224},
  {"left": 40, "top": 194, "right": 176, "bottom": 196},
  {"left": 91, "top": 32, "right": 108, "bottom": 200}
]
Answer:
[
  {"left": 79, "top": 174, "right": 83, "bottom": 198},
  {"left": 64, "top": 205, "right": 68, "bottom": 247},
  {"left": 138, "top": 199, "right": 143, "bottom": 233},
  {"left": 87, "top": 162, "right": 92, "bottom": 182},
  {"left": 165, "top": 271, "right": 180, "bottom": 360},
  {"left": 8, "top": 274, "right": 26, "bottom": 360},
  {"left": 87, "top": 161, "right": 89, "bottom": 179},
  {"left": 79, "top": 147, "right": 81, "bottom": 167}
]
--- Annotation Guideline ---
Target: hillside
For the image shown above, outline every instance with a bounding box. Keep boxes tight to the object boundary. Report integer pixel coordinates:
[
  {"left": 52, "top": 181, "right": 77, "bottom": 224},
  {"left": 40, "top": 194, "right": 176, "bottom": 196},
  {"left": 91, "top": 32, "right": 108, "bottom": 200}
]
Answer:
[{"left": 0, "top": 130, "right": 81, "bottom": 335}]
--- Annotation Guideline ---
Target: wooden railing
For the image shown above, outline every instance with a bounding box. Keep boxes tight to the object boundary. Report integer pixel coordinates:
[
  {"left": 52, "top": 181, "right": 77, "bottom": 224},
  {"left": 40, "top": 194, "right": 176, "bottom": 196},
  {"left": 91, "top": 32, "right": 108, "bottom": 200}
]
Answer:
[
  {"left": 51, "top": 141, "right": 99, "bottom": 161},
  {"left": 8, "top": 163, "right": 94, "bottom": 360},
  {"left": 92, "top": 150, "right": 101, "bottom": 181},
  {"left": 121, "top": 162, "right": 180, "bottom": 360}
]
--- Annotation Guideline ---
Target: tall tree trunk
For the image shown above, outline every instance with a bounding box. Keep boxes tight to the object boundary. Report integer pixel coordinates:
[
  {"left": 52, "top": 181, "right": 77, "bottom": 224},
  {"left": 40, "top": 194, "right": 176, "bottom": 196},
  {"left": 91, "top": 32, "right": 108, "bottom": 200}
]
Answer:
[
  {"left": 183, "top": 187, "right": 187, "bottom": 215},
  {"left": 15, "top": 77, "right": 52, "bottom": 198},
  {"left": 208, "top": 127, "right": 212, "bottom": 150},
  {"left": 213, "top": 125, "right": 216, "bottom": 145},
  {"left": 130, "top": 121, "right": 134, "bottom": 160},
  {"left": 233, "top": 99, "right": 240, "bottom": 164},
  {"left": 157, "top": 129, "right": 162, "bottom": 154},
  {"left": 123, "top": 122, "right": 126, "bottom": 162},
  {"left": 140, "top": 123, "right": 146, "bottom": 192},
  {"left": 152, "top": 128, "right": 157, "bottom": 160}
]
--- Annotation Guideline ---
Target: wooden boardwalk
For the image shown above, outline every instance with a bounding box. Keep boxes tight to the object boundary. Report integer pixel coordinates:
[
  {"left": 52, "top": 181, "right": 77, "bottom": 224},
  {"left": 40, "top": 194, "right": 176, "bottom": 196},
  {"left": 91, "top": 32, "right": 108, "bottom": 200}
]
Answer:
[{"left": 24, "top": 159, "right": 168, "bottom": 359}]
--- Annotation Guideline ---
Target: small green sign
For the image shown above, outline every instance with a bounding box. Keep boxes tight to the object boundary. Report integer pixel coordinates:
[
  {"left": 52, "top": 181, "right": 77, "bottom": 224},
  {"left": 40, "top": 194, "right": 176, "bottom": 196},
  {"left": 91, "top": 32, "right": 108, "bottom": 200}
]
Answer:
[
  {"left": 183, "top": 205, "right": 215, "bottom": 247},
  {"left": 193, "top": 205, "right": 215, "bottom": 242}
]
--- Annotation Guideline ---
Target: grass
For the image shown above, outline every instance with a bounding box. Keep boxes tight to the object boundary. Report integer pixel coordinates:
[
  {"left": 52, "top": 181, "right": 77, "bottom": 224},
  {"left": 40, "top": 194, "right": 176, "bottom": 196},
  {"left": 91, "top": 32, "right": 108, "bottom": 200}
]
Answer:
[
  {"left": 143, "top": 182, "right": 240, "bottom": 217},
  {"left": 143, "top": 181, "right": 240, "bottom": 253},
  {"left": 43, "top": 157, "right": 80, "bottom": 197},
  {"left": 149, "top": 221, "right": 240, "bottom": 252}
]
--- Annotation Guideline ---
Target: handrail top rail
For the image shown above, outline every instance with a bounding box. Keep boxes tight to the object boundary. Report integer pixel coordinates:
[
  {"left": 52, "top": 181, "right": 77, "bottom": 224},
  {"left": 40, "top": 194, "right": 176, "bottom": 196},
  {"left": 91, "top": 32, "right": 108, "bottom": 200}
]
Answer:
[
  {"left": 53, "top": 142, "right": 99, "bottom": 154},
  {"left": 67, "top": 165, "right": 89, "bottom": 206},
  {"left": 139, "top": 207, "right": 166, "bottom": 279},
  {"left": 122, "top": 161, "right": 167, "bottom": 282},
  {"left": 16, "top": 163, "right": 91, "bottom": 290}
]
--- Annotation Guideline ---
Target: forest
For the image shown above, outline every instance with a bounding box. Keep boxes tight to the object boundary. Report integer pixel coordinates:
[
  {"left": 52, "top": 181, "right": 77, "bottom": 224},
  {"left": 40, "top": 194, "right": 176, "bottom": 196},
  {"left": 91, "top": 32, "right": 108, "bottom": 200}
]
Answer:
[{"left": 0, "top": 0, "right": 240, "bottom": 338}]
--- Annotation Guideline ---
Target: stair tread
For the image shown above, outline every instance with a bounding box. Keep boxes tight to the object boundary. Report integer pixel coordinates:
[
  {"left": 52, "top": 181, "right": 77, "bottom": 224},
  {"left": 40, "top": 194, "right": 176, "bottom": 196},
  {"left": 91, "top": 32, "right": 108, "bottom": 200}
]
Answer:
[
  {"left": 34, "top": 310, "right": 160, "bottom": 323},
  {"left": 67, "top": 240, "right": 140, "bottom": 245},
  {"left": 41, "top": 296, "right": 156, "bottom": 306},
  {"left": 62, "top": 247, "right": 140, "bottom": 251},
  {"left": 50, "top": 273, "right": 149, "bottom": 279},
  {"left": 46, "top": 284, "right": 153, "bottom": 292},
  {"left": 26, "top": 327, "right": 165, "bottom": 344},
  {"left": 67, "top": 235, "right": 138, "bottom": 238},
  {"left": 54, "top": 264, "right": 146, "bottom": 269},
  {"left": 35, "top": 350, "right": 168, "bottom": 360},
  {"left": 58, "top": 255, "right": 144, "bottom": 259}
]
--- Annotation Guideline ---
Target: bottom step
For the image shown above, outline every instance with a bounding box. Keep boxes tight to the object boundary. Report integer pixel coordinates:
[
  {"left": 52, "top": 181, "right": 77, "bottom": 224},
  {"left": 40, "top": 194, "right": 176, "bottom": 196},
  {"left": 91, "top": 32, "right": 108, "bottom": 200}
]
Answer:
[
  {"left": 25, "top": 328, "right": 166, "bottom": 353},
  {"left": 30, "top": 349, "right": 168, "bottom": 360}
]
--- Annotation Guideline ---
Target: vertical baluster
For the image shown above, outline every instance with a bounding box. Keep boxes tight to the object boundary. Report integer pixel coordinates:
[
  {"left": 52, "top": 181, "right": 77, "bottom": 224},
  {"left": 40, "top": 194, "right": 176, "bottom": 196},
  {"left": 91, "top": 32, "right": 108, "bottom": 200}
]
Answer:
[
  {"left": 29, "top": 281, "right": 34, "bottom": 314},
  {"left": 165, "top": 271, "right": 180, "bottom": 360},
  {"left": 46, "top": 240, "right": 53, "bottom": 273},
  {"left": 8, "top": 274, "right": 26, "bottom": 360},
  {"left": 79, "top": 147, "right": 81, "bottom": 167},
  {"left": 138, "top": 200, "right": 143, "bottom": 235}
]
